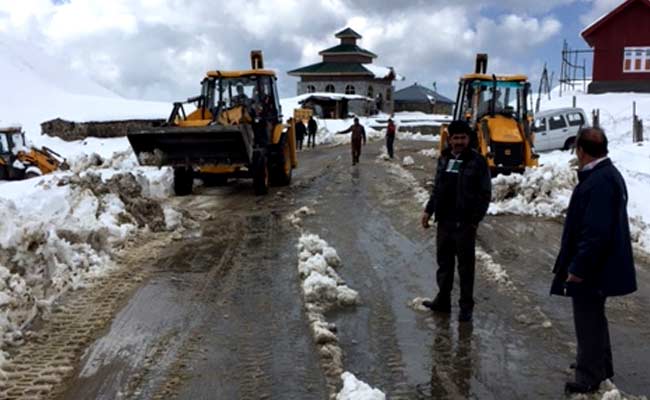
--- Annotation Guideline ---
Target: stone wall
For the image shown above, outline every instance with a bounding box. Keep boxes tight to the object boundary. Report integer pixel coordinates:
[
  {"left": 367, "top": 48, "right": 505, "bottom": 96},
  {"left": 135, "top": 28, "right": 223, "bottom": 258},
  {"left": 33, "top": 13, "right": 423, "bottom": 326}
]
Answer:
[{"left": 41, "top": 118, "right": 166, "bottom": 141}]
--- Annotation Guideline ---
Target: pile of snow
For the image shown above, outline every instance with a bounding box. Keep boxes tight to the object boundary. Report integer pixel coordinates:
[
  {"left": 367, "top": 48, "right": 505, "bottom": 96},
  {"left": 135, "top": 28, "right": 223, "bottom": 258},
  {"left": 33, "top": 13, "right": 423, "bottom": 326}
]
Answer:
[
  {"left": 298, "top": 234, "right": 356, "bottom": 310},
  {"left": 0, "top": 165, "right": 178, "bottom": 370},
  {"left": 336, "top": 372, "right": 385, "bottom": 400},
  {"left": 489, "top": 162, "right": 577, "bottom": 217},
  {"left": 293, "top": 226, "right": 362, "bottom": 396},
  {"left": 401, "top": 156, "right": 415, "bottom": 166},
  {"left": 476, "top": 249, "right": 513, "bottom": 288},
  {"left": 287, "top": 206, "right": 316, "bottom": 229},
  {"left": 419, "top": 148, "right": 440, "bottom": 158}
]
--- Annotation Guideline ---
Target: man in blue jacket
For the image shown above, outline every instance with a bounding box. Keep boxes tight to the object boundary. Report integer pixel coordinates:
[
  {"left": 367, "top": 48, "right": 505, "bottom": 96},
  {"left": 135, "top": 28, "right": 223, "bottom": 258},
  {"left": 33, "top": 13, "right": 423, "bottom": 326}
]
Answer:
[{"left": 550, "top": 127, "right": 637, "bottom": 394}]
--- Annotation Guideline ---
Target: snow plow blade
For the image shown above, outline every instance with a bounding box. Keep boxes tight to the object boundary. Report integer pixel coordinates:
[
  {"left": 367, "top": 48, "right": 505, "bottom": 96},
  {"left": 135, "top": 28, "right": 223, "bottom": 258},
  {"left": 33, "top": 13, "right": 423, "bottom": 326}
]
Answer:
[{"left": 127, "top": 125, "right": 255, "bottom": 167}]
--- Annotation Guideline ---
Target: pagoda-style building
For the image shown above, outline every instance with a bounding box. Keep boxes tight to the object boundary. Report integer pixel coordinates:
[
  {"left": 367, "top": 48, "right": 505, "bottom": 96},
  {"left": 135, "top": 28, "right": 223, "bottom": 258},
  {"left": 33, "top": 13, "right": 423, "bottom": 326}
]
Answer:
[{"left": 288, "top": 27, "right": 400, "bottom": 114}]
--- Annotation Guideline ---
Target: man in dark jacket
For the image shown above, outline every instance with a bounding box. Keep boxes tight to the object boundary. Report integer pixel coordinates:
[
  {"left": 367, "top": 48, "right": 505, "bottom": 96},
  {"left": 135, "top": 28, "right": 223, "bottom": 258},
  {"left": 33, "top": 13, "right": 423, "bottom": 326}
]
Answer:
[
  {"left": 550, "top": 127, "right": 637, "bottom": 394},
  {"left": 307, "top": 116, "right": 318, "bottom": 148},
  {"left": 338, "top": 117, "right": 367, "bottom": 165},
  {"left": 294, "top": 118, "right": 306, "bottom": 150},
  {"left": 421, "top": 120, "right": 492, "bottom": 322},
  {"left": 386, "top": 118, "right": 396, "bottom": 159}
]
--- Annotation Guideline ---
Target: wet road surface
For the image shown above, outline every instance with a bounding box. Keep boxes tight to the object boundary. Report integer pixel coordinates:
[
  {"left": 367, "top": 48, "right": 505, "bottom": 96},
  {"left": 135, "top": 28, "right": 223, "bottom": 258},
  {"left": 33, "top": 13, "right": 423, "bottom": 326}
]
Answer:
[{"left": 5, "top": 139, "right": 649, "bottom": 399}]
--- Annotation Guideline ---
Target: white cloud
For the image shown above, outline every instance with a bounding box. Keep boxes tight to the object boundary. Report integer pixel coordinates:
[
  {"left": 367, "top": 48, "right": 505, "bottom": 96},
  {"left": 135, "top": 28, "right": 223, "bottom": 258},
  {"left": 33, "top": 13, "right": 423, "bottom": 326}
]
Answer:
[
  {"left": 580, "top": 0, "right": 625, "bottom": 26},
  {"left": 0, "top": 0, "right": 566, "bottom": 101}
]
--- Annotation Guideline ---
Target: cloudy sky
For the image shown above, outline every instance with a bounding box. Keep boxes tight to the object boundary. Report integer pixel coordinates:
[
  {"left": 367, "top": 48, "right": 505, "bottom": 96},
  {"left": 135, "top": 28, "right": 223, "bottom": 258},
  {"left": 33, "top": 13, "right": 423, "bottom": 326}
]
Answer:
[{"left": 0, "top": 0, "right": 624, "bottom": 101}]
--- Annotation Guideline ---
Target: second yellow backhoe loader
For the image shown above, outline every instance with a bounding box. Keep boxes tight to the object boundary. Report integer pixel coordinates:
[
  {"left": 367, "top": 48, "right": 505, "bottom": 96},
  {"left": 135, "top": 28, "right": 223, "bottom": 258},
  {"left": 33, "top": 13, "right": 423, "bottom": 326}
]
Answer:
[
  {"left": 441, "top": 54, "right": 539, "bottom": 175},
  {"left": 0, "top": 127, "right": 68, "bottom": 180},
  {"left": 127, "top": 51, "right": 297, "bottom": 195}
]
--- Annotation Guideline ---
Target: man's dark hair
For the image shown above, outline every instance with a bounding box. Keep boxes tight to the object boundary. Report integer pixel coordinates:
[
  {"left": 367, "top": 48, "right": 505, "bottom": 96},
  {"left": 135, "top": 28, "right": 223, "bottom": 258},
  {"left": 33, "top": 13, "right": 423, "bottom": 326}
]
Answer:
[
  {"left": 576, "top": 127, "right": 608, "bottom": 158},
  {"left": 447, "top": 120, "right": 471, "bottom": 137}
]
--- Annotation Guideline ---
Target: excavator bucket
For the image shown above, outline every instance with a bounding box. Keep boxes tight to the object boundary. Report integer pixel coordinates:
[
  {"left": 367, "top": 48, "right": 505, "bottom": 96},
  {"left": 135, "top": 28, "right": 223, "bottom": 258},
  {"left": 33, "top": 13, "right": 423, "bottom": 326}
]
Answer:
[{"left": 127, "top": 124, "right": 255, "bottom": 167}]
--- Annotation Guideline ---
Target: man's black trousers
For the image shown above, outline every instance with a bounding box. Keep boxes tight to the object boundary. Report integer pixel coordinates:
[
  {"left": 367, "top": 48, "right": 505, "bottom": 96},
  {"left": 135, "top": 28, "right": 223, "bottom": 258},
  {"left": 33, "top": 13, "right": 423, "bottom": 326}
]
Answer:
[
  {"left": 572, "top": 293, "right": 613, "bottom": 386},
  {"left": 386, "top": 135, "right": 395, "bottom": 158},
  {"left": 435, "top": 222, "right": 477, "bottom": 311}
]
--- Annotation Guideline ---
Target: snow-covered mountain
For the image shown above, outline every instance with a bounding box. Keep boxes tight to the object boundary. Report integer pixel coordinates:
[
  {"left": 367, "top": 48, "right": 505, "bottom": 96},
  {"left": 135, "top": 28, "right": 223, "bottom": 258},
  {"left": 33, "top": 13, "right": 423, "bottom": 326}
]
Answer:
[{"left": 0, "top": 34, "right": 169, "bottom": 140}]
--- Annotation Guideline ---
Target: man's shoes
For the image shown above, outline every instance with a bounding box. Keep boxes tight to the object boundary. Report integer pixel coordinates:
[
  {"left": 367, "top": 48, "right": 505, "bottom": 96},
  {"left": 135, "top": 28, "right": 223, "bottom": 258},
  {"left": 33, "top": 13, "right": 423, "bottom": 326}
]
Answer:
[
  {"left": 458, "top": 309, "right": 473, "bottom": 322},
  {"left": 422, "top": 299, "right": 451, "bottom": 314},
  {"left": 564, "top": 381, "right": 599, "bottom": 394}
]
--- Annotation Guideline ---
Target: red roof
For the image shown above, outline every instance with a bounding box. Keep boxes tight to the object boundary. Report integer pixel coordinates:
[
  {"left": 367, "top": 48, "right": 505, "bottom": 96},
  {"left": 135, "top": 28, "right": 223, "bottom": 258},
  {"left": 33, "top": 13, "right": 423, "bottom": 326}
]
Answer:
[{"left": 581, "top": 0, "right": 650, "bottom": 45}]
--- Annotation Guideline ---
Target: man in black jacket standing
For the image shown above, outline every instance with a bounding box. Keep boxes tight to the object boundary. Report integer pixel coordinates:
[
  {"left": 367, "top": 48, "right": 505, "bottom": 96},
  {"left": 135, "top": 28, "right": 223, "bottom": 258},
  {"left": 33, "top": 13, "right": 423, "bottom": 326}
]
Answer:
[
  {"left": 307, "top": 116, "right": 318, "bottom": 148},
  {"left": 421, "top": 120, "right": 492, "bottom": 322},
  {"left": 551, "top": 127, "right": 637, "bottom": 394}
]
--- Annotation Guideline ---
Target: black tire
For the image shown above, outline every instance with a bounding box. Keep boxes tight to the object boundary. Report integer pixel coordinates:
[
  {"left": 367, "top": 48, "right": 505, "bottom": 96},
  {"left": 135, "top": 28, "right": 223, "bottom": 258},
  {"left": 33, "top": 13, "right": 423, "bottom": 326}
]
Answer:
[
  {"left": 563, "top": 137, "right": 576, "bottom": 151},
  {"left": 0, "top": 165, "right": 7, "bottom": 180},
  {"left": 252, "top": 153, "right": 269, "bottom": 195},
  {"left": 270, "top": 139, "right": 292, "bottom": 186},
  {"left": 25, "top": 171, "right": 40, "bottom": 179},
  {"left": 173, "top": 167, "right": 193, "bottom": 196}
]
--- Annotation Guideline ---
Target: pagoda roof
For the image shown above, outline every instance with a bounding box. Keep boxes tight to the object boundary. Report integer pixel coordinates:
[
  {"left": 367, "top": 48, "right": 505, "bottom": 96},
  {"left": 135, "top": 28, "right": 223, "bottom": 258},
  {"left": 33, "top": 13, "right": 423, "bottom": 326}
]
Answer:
[
  {"left": 335, "top": 27, "right": 362, "bottom": 39},
  {"left": 318, "top": 43, "right": 377, "bottom": 58}
]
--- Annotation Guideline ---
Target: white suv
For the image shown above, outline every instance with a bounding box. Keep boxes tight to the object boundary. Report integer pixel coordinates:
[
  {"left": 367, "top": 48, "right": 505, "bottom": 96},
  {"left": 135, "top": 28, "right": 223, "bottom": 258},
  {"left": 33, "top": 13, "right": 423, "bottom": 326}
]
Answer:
[{"left": 532, "top": 107, "right": 589, "bottom": 152}]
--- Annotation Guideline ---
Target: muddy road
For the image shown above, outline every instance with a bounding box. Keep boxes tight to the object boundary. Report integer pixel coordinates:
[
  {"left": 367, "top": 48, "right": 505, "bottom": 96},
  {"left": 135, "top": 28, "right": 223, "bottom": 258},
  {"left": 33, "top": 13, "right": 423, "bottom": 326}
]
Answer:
[{"left": 2, "top": 139, "right": 649, "bottom": 399}]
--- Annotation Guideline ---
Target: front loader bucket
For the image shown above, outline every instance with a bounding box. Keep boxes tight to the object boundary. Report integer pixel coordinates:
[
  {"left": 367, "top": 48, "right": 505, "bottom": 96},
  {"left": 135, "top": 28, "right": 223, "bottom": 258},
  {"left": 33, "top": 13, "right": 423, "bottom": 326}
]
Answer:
[{"left": 127, "top": 125, "right": 254, "bottom": 167}]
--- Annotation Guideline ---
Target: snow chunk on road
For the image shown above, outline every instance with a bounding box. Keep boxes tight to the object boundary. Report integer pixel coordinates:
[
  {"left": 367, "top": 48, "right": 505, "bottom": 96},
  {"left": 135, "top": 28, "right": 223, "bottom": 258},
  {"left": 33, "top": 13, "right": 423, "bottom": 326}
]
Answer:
[
  {"left": 298, "top": 235, "right": 359, "bottom": 310},
  {"left": 287, "top": 206, "right": 316, "bottom": 228},
  {"left": 489, "top": 162, "right": 577, "bottom": 217},
  {"left": 402, "top": 156, "right": 415, "bottom": 166},
  {"left": 419, "top": 148, "right": 440, "bottom": 158},
  {"left": 336, "top": 372, "right": 386, "bottom": 400}
]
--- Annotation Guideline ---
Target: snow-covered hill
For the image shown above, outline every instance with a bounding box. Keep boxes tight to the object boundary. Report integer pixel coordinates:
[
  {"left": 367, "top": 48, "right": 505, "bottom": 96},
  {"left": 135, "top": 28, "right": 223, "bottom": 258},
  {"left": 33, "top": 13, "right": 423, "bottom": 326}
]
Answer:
[{"left": 0, "top": 34, "right": 169, "bottom": 145}]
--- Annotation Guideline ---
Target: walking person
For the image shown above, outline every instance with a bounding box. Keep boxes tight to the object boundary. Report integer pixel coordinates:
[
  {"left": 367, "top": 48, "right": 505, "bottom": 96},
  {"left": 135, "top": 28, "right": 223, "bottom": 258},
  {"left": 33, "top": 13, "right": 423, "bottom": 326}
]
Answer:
[
  {"left": 550, "top": 127, "right": 637, "bottom": 394},
  {"left": 337, "top": 117, "right": 367, "bottom": 166},
  {"left": 294, "top": 118, "right": 306, "bottom": 150},
  {"left": 386, "top": 118, "right": 396, "bottom": 159},
  {"left": 307, "top": 116, "right": 318, "bottom": 148},
  {"left": 420, "top": 120, "right": 491, "bottom": 322}
]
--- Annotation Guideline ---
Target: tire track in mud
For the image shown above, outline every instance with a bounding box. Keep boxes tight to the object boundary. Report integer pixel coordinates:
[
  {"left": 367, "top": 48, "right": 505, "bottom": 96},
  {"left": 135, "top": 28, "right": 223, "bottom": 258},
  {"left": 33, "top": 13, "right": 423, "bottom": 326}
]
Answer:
[{"left": 0, "top": 233, "right": 174, "bottom": 400}]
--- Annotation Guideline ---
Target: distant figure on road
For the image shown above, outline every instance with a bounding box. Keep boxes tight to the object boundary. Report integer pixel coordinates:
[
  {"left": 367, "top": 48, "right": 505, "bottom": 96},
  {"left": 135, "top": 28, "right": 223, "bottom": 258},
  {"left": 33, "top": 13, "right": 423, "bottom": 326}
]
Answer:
[
  {"left": 421, "top": 120, "right": 491, "bottom": 322},
  {"left": 307, "top": 116, "right": 318, "bottom": 148},
  {"left": 550, "top": 127, "right": 637, "bottom": 395},
  {"left": 386, "top": 118, "right": 396, "bottom": 159},
  {"left": 338, "top": 117, "right": 367, "bottom": 166},
  {"left": 294, "top": 118, "right": 306, "bottom": 150}
]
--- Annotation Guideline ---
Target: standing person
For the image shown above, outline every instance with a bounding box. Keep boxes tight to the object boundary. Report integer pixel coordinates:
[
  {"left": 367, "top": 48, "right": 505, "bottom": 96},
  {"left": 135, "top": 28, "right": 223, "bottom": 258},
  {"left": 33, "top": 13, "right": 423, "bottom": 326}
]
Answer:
[
  {"left": 550, "top": 127, "right": 636, "bottom": 394},
  {"left": 420, "top": 120, "right": 491, "bottom": 322},
  {"left": 338, "top": 117, "right": 367, "bottom": 166},
  {"left": 294, "top": 118, "right": 306, "bottom": 150},
  {"left": 307, "top": 116, "right": 318, "bottom": 148},
  {"left": 386, "top": 118, "right": 396, "bottom": 159}
]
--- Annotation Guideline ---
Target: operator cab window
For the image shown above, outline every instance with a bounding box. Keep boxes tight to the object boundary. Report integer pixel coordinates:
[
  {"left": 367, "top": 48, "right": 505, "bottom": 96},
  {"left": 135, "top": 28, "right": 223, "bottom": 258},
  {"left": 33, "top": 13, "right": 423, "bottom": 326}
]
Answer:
[
  {"left": 0, "top": 134, "right": 7, "bottom": 153},
  {"left": 223, "top": 78, "right": 257, "bottom": 109}
]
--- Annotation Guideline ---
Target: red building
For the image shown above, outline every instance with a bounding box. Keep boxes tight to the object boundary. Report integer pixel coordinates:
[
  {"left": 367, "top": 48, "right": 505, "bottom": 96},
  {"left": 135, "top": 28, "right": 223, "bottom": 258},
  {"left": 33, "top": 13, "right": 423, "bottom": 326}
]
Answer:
[{"left": 582, "top": 0, "right": 650, "bottom": 93}]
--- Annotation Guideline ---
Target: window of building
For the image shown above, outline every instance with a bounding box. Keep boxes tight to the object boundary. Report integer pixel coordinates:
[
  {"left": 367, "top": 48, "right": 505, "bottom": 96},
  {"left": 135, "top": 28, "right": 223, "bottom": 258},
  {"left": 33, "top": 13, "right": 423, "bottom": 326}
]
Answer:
[
  {"left": 532, "top": 118, "right": 546, "bottom": 133},
  {"left": 325, "top": 84, "right": 335, "bottom": 93},
  {"left": 345, "top": 85, "right": 355, "bottom": 95},
  {"left": 307, "top": 85, "right": 316, "bottom": 93},
  {"left": 386, "top": 88, "right": 392, "bottom": 101},
  {"left": 623, "top": 47, "right": 650, "bottom": 73},
  {"left": 367, "top": 86, "right": 374, "bottom": 98}
]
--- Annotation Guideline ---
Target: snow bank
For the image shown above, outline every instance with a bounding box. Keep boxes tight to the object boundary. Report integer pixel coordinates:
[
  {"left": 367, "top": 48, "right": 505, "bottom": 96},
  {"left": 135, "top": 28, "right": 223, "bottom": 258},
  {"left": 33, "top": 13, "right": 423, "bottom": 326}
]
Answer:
[
  {"left": 0, "top": 164, "right": 179, "bottom": 371},
  {"left": 489, "top": 162, "right": 577, "bottom": 217},
  {"left": 287, "top": 206, "right": 316, "bottom": 229},
  {"left": 336, "top": 372, "right": 386, "bottom": 400}
]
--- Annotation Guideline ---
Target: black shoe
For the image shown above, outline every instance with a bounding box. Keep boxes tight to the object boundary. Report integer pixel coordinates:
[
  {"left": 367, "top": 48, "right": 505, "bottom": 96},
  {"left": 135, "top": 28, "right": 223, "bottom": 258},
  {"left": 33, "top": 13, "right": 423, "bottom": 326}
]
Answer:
[
  {"left": 569, "top": 362, "right": 576, "bottom": 369},
  {"left": 458, "top": 309, "right": 473, "bottom": 322},
  {"left": 564, "top": 381, "right": 599, "bottom": 394},
  {"left": 422, "top": 300, "right": 451, "bottom": 314}
]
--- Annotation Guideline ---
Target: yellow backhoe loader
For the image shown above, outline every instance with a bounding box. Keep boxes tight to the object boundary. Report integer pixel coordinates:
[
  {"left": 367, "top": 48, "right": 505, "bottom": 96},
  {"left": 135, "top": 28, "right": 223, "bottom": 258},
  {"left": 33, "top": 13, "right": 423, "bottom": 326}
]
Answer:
[
  {"left": 127, "top": 50, "right": 297, "bottom": 195},
  {"left": 441, "top": 54, "right": 538, "bottom": 174},
  {"left": 0, "top": 127, "right": 68, "bottom": 180}
]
